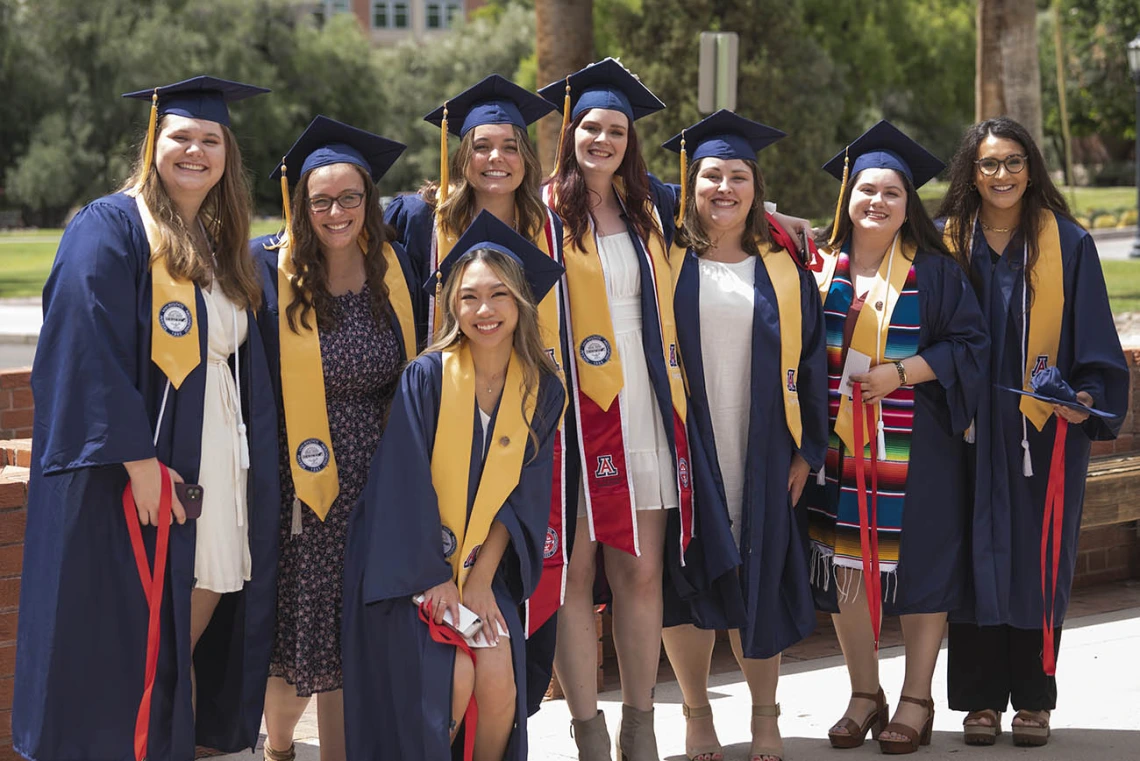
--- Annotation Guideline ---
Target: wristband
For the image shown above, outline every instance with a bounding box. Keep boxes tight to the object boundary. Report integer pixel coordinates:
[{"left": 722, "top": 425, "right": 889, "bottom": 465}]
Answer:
[{"left": 893, "top": 360, "right": 908, "bottom": 386}]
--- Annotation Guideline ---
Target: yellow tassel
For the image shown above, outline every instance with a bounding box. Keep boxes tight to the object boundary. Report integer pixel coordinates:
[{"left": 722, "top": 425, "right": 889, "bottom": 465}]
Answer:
[
  {"left": 137, "top": 89, "right": 159, "bottom": 189},
  {"left": 550, "top": 79, "right": 572, "bottom": 177},
  {"left": 433, "top": 271, "right": 443, "bottom": 341},
  {"left": 439, "top": 103, "right": 450, "bottom": 204},
  {"left": 675, "top": 130, "right": 688, "bottom": 227},
  {"left": 828, "top": 146, "right": 850, "bottom": 247},
  {"left": 279, "top": 159, "right": 293, "bottom": 242}
]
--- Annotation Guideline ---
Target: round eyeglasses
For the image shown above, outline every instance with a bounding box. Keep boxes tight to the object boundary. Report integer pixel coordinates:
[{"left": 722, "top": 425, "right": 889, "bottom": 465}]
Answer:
[
  {"left": 975, "top": 155, "right": 1027, "bottom": 176},
  {"left": 308, "top": 192, "right": 365, "bottom": 213}
]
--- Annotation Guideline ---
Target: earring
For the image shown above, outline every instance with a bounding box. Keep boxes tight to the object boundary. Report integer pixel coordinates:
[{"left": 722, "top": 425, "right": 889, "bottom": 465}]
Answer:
[{"left": 969, "top": 182, "right": 977, "bottom": 191}]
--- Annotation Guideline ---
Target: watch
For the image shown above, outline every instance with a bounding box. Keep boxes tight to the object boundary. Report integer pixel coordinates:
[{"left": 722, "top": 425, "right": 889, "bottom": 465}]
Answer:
[{"left": 893, "top": 360, "right": 908, "bottom": 386}]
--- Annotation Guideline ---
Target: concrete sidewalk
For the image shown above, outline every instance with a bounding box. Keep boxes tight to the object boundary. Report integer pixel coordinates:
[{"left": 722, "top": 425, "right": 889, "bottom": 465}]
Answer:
[{"left": 216, "top": 604, "right": 1140, "bottom": 761}]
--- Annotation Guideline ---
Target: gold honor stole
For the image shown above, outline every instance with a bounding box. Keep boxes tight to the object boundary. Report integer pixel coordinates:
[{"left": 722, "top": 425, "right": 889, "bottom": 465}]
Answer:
[
  {"left": 277, "top": 239, "right": 416, "bottom": 521},
  {"left": 811, "top": 247, "right": 840, "bottom": 303},
  {"left": 833, "top": 238, "right": 914, "bottom": 455},
  {"left": 760, "top": 244, "right": 805, "bottom": 448},
  {"left": 135, "top": 195, "right": 200, "bottom": 389},
  {"left": 943, "top": 212, "right": 1063, "bottom": 430},
  {"left": 560, "top": 188, "right": 692, "bottom": 558},
  {"left": 433, "top": 345, "right": 535, "bottom": 597}
]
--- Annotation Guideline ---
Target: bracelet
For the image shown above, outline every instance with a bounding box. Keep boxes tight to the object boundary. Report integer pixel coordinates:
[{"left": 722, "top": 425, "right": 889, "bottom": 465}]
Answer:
[{"left": 893, "top": 360, "right": 908, "bottom": 386}]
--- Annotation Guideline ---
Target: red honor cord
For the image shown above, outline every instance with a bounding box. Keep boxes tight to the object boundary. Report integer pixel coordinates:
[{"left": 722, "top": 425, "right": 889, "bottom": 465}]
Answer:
[
  {"left": 1040, "top": 419, "right": 1068, "bottom": 675},
  {"left": 852, "top": 383, "right": 882, "bottom": 650},
  {"left": 418, "top": 601, "right": 479, "bottom": 761}
]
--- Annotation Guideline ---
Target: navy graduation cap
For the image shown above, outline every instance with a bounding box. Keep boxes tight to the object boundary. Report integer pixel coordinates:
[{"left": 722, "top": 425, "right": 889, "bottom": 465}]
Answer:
[
  {"left": 426, "top": 210, "right": 564, "bottom": 304},
  {"left": 822, "top": 119, "right": 944, "bottom": 190},
  {"left": 997, "top": 367, "right": 1117, "bottom": 419},
  {"left": 122, "top": 75, "right": 270, "bottom": 127},
  {"left": 425, "top": 74, "right": 555, "bottom": 137},
  {"left": 538, "top": 57, "right": 665, "bottom": 123},
  {"left": 271, "top": 115, "right": 406, "bottom": 184}
]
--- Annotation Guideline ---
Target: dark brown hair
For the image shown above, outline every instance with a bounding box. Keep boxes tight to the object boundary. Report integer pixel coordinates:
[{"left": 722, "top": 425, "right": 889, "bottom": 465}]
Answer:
[
  {"left": 282, "top": 163, "right": 395, "bottom": 335},
  {"left": 545, "top": 109, "right": 662, "bottom": 251},
  {"left": 677, "top": 157, "right": 780, "bottom": 256}
]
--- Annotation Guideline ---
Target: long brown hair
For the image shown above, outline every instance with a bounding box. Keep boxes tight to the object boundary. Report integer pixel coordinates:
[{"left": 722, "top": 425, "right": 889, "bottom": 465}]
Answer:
[
  {"left": 280, "top": 163, "right": 395, "bottom": 335},
  {"left": 121, "top": 114, "right": 261, "bottom": 310},
  {"left": 936, "top": 117, "right": 1076, "bottom": 300},
  {"left": 677, "top": 157, "right": 778, "bottom": 256},
  {"left": 418, "top": 125, "right": 548, "bottom": 241},
  {"left": 546, "top": 109, "right": 661, "bottom": 251},
  {"left": 425, "top": 248, "right": 558, "bottom": 453}
]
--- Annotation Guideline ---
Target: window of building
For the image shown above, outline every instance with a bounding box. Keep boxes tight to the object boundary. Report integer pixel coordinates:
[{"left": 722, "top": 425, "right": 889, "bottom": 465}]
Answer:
[
  {"left": 426, "top": 0, "right": 463, "bottom": 30},
  {"left": 316, "top": 0, "right": 352, "bottom": 25},
  {"left": 373, "top": 0, "right": 410, "bottom": 29}
]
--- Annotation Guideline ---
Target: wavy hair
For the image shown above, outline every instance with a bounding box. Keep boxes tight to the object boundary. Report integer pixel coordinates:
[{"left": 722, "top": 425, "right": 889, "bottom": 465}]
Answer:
[
  {"left": 677, "top": 157, "right": 780, "bottom": 256},
  {"left": 121, "top": 114, "right": 261, "bottom": 310}
]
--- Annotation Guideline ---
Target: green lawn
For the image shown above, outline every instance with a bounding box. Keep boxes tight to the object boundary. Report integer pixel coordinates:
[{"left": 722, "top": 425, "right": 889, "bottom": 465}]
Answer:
[
  {"left": 1104, "top": 259, "right": 1140, "bottom": 315},
  {"left": 0, "top": 219, "right": 283, "bottom": 298}
]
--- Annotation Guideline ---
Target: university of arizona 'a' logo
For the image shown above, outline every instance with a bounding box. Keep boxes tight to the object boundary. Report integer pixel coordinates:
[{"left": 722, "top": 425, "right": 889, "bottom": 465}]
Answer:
[
  {"left": 594, "top": 454, "right": 619, "bottom": 478},
  {"left": 1031, "top": 354, "right": 1049, "bottom": 378},
  {"left": 786, "top": 369, "right": 797, "bottom": 392},
  {"left": 463, "top": 545, "right": 481, "bottom": 569},
  {"left": 669, "top": 343, "right": 679, "bottom": 368},
  {"left": 677, "top": 457, "right": 690, "bottom": 489}
]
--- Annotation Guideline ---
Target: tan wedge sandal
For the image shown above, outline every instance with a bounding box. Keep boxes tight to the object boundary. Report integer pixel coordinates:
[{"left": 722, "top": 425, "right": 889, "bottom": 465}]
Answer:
[
  {"left": 1012, "top": 709, "right": 1051, "bottom": 747},
  {"left": 963, "top": 709, "right": 1002, "bottom": 745},
  {"left": 681, "top": 703, "right": 723, "bottom": 761},
  {"left": 262, "top": 742, "right": 296, "bottom": 761},
  {"left": 750, "top": 704, "right": 783, "bottom": 761}
]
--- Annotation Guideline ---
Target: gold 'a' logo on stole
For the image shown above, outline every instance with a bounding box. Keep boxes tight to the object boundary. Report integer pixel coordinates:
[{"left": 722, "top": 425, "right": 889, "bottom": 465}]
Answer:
[
  {"left": 277, "top": 238, "right": 417, "bottom": 520},
  {"left": 433, "top": 345, "right": 535, "bottom": 597},
  {"left": 833, "top": 237, "right": 913, "bottom": 454},
  {"left": 943, "top": 212, "right": 1064, "bottom": 430},
  {"left": 134, "top": 194, "right": 200, "bottom": 388}
]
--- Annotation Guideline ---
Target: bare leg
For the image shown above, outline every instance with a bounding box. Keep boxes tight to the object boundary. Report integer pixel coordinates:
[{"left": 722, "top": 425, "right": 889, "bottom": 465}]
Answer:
[
  {"left": 554, "top": 515, "right": 600, "bottom": 721},
  {"left": 451, "top": 649, "right": 475, "bottom": 743},
  {"left": 315, "top": 691, "right": 346, "bottom": 761},
  {"left": 263, "top": 677, "right": 311, "bottom": 755},
  {"left": 880, "top": 612, "right": 945, "bottom": 741},
  {"left": 603, "top": 510, "right": 667, "bottom": 711},
  {"left": 728, "top": 630, "right": 781, "bottom": 761},
  {"left": 829, "top": 567, "right": 881, "bottom": 737},
  {"left": 661, "top": 624, "right": 720, "bottom": 758},
  {"left": 190, "top": 588, "right": 223, "bottom": 714},
  {"left": 471, "top": 639, "right": 517, "bottom": 761}
]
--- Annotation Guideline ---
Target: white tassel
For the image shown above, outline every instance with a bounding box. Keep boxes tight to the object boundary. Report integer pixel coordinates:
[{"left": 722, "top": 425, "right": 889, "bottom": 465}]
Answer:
[
  {"left": 964, "top": 420, "right": 976, "bottom": 444},
  {"left": 1022, "top": 438, "right": 1034, "bottom": 478},
  {"left": 876, "top": 416, "right": 887, "bottom": 461},
  {"left": 238, "top": 423, "right": 250, "bottom": 471},
  {"left": 816, "top": 468, "right": 826, "bottom": 486},
  {"left": 291, "top": 495, "right": 303, "bottom": 537}
]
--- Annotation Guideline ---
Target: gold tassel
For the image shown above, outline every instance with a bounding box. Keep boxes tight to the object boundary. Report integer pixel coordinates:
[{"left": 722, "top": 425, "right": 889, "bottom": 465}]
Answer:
[
  {"left": 279, "top": 159, "right": 293, "bottom": 242},
  {"left": 433, "top": 271, "right": 443, "bottom": 341},
  {"left": 439, "top": 103, "right": 450, "bottom": 204},
  {"left": 675, "top": 130, "right": 688, "bottom": 227},
  {"left": 550, "top": 79, "right": 572, "bottom": 177},
  {"left": 137, "top": 89, "right": 159, "bottom": 190},
  {"left": 827, "top": 146, "right": 850, "bottom": 247}
]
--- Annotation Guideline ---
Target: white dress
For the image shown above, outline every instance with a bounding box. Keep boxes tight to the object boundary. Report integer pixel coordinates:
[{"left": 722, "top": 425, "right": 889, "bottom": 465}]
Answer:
[
  {"left": 578, "top": 231, "right": 678, "bottom": 517},
  {"left": 193, "top": 283, "right": 251, "bottom": 593},
  {"left": 698, "top": 257, "right": 756, "bottom": 546}
]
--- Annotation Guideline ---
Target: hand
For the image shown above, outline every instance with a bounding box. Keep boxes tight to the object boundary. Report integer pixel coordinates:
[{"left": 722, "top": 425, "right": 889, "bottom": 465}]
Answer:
[
  {"left": 788, "top": 453, "right": 811, "bottom": 506},
  {"left": 851, "top": 363, "right": 902, "bottom": 406},
  {"left": 461, "top": 579, "right": 506, "bottom": 647},
  {"left": 422, "top": 580, "right": 461, "bottom": 627},
  {"left": 124, "top": 458, "right": 185, "bottom": 526},
  {"left": 771, "top": 211, "right": 812, "bottom": 250},
  {"left": 1054, "top": 391, "right": 1094, "bottom": 425}
]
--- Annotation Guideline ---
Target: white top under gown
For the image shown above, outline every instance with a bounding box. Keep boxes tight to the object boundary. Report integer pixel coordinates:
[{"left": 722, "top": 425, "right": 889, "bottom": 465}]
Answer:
[
  {"left": 698, "top": 257, "right": 756, "bottom": 546},
  {"left": 578, "top": 231, "right": 678, "bottom": 518},
  {"left": 193, "top": 282, "right": 251, "bottom": 594}
]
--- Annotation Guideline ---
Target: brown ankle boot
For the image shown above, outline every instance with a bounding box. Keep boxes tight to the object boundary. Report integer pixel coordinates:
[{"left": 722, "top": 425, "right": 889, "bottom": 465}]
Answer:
[
  {"left": 617, "top": 704, "right": 659, "bottom": 761},
  {"left": 571, "top": 710, "right": 613, "bottom": 761}
]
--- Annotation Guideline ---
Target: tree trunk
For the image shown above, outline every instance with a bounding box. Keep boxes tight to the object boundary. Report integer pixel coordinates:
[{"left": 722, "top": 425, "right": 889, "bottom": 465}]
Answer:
[
  {"left": 975, "top": 0, "right": 1044, "bottom": 147},
  {"left": 535, "top": 0, "right": 594, "bottom": 173}
]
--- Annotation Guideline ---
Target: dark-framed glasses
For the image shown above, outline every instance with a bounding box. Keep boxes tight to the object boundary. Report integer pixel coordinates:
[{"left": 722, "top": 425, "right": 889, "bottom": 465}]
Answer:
[
  {"left": 308, "top": 191, "right": 365, "bottom": 213},
  {"left": 975, "top": 155, "right": 1027, "bottom": 176}
]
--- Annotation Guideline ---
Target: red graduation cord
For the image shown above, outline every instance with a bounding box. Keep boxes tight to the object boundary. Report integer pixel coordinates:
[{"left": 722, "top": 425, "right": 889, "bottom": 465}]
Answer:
[
  {"left": 418, "top": 601, "right": 479, "bottom": 761},
  {"left": 852, "top": 382, "right": 883, "bottom": 650},
  {"left": 121, "top": 463, "right": 173, "bottom": 761},
  {"left": 1040, "top": 419, "right": 1068, "bottom": 676}
]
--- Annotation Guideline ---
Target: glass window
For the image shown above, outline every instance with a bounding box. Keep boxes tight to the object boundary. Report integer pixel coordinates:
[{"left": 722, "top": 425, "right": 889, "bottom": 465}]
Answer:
[
  {"left": 445, "top": 0, "right": 463, "bottom": 27},
  {"left": 372, "top": 1, "right": 388, "bottom": 27},
  {"left": 394, "top": 1, "right": 408, "bottom": 28},
  {"left": 426, "top": 2, "right": 442, "bottom": 29}
]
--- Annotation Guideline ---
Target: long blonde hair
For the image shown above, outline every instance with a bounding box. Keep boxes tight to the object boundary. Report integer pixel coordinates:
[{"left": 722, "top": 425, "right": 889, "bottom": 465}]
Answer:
[
  {"left": 121, "top": 114, "right": 261, "bottom": 310},
  {"left": 425, "top": 248, "right": 557, "bottom": 453}
]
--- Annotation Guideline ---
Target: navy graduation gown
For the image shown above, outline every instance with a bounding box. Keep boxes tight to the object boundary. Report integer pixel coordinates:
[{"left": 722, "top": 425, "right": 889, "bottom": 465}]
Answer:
[
  {"left": 14, "top": 193, "right": 280, "bottom": 761},
  {"left": 955, "top": 214, "right": 1128, "bottom": 628},
  {"left": 342, "top": 353, "right": 565, "bottom": 761},
  {"left": 804, "top": 251, "right": 988, "bottom": 615},
  {"left": 664, "top": 248, "right": 828, "bottom": 658}
]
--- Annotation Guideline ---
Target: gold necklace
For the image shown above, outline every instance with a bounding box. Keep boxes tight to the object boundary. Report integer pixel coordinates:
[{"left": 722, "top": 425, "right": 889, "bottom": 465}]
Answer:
[{"left": 980, "top": 220, "right": 1015, "bottom": 234}]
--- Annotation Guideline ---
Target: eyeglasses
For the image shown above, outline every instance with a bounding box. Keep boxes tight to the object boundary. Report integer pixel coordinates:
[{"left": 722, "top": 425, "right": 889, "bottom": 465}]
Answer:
[
  {"left": 308, "top": 192, "right": 365, "bottom": 213},
  {"left": 975, "top": 155, "right": 1027, "bottom": 176}
]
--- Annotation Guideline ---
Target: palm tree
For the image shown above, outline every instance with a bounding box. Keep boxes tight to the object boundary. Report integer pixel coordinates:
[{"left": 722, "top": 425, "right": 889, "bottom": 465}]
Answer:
[
  {"left": 976, "top": 0, "right": 1044, "bottom": 146},
  {"left": 535, "top": 0, "right": 595, "bottom": 172}
]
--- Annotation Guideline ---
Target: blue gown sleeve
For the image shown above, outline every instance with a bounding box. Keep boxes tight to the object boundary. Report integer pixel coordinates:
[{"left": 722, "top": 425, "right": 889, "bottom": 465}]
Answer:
[
  {"left": 648, "top": 174, "right": 678, "bottom": 248},
  {"left": 383, "top": 194, "right": 435, "bottom": 291},
  {"left": 33, "top": 201, "right": 157, "bottom": 475},
  {"left": 1066, "top": 233, "right": 1130, "bottom": 440},
  {"left": 796, "top": 267, "right": 830, "bottom": 471},
  {"left": 915, "top": 253, "right": 990, "bottom": 435}
]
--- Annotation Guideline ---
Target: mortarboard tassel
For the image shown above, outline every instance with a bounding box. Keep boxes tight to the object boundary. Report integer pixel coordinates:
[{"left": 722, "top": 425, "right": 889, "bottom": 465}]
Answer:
[
  {"left": 439, "top": 103, "right": 450, "bottom": 204},
  {"left": 550, "top": 79, "right": 572, "bottom": 177},
  {"left": 279, "top": 158, "right": 293, "bottom": 241},
  {"left": 827, "top": 146, "right": 850, "bottom": 247},
  {"left": 876, "top": 414, "right": 887, "bottom": 462},
  {"left": 137, "top": 89, "right": 159, "bottom": 189},
  {"left": 675, "top": 130, "right": 688, "bottom": 227}
]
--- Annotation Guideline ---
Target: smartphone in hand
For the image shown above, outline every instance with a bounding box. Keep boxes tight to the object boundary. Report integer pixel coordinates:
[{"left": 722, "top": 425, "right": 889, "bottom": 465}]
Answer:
[{"left": 175, "top": 483, "right": 204, "bottom": 520}]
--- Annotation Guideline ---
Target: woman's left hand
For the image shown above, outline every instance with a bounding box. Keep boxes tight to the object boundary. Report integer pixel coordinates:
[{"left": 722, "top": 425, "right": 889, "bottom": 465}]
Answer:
[
  {"left": 462, "top": 580, "right": 506, "bottom": 647},
  {"left": 771, "top": 211, "right": 812, "bottom": 251},
  {"left": 787, "top": 453, "right": 811, "bottom": 505},
  {"left": 851, "top": 363, "right": 902, "bottom": 406},
  {"left": 1054, "top": 391, "right": 1094, "bottom": 424}
]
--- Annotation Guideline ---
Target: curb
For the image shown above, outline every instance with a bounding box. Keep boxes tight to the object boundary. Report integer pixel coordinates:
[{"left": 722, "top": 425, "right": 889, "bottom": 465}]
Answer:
[{"left": 1091, "top": 226, "right": 1138, "bottom": 242}]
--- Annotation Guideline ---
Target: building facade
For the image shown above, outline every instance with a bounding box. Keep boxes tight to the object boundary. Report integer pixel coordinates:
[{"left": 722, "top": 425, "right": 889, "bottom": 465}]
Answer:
[{"left": 313, "top": 0, "right": 487, "bottom": 44}]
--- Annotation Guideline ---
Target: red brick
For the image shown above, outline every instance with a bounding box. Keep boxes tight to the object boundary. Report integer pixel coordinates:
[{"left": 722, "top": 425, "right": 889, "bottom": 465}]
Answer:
[
  {"left": 0, "top": 371, "right": 29, "bottom": 391},
  {"left": 1106, "top": 545, "right": 1132, "bottom": 573},
  {"left": 1090, "top": 440, "right": 1114, "bottom": 457},
  {"left": 0, "top": 677, "right": 11, "bottom": 712},
  {"left": 0, "top": 645, "right": 15, "bottom": 679},
  {"left": 0, "top": 393, "right": 9, "bottom": 412},
  {"left": 1113, "top": 433, "right": 1135, "bottom": 454},
  {"left": 0, "top": 511, "right": 25, "bottom": 544},
  {"left": 0, "top": 484, "right": 24, "bottom": 512},
  {"left": 7, "top": 390, "right": 31, "bottom": 411},
  {"left": 0, "top": 580, "right": 19, "bottom": 613},
  {"left": 0, "top": 546, "right": 22, "bottom": 579},
  {"left": 1087, "top": 549, "right": 1107, "bottom": 572},
  {"left": 7, "top": 429, "right": 30, "bottom": 441},
  {"left": 0, "top": 612, "right": 15, "bottom": 643},
  {"left": 0, "top": 411, "right": 31, "bottom": 432}
]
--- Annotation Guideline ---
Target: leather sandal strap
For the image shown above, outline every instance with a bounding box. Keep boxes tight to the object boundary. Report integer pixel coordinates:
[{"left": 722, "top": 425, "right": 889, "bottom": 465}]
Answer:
[
  {"left": 683, "top": 703, "right": 713, "bottom": 719},
  {"left": 830, "top": 717, "right": 863, "bottom": 737},
  {"left": 964, "top": 708, "right": 1001, "bottom": 726},
  {"left": 898, "top": 695, "right": 934, "bottom": 709},
  {"left": 263, "top": 743, "right": 296, "bottom": 761},
  {"left": 752, "top": 704, "right": 781, "bottom": 718},
  {"left": 851, "top": 690, "right": 880, "bottom": 701},
  {"left": 883, "top": 721, "right": 919, "bottom": 742}
]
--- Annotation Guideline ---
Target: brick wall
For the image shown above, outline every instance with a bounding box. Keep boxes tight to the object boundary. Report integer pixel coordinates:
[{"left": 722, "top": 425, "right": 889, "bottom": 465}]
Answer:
[
  {"left": 1074, "top": 521, "right": 1140, "bottom": 589},
  {"left": 0, "top": 370, "right": 31, "bottom": 441},
  {"left": 0, "top": 438, "right": 29, "bottom": 760},
  {"left": 1090, "top": 348, "right": 1140, "bottom": 458}
]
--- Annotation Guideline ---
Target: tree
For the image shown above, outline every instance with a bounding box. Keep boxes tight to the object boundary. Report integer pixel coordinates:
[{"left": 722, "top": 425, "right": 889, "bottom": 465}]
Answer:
[
  {"left": 976, "top": 0, "right": 1045, "bottom": 146},
  {"left": 535, "top": 0, "right": 595, "bottom": 171}
]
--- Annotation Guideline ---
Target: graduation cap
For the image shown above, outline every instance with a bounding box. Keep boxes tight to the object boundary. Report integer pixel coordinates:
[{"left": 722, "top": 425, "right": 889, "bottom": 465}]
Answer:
[
  {"left": 426, "top": 210, "right": 564, "bottom": 305},
  {"left": 269, "top": 115, "right": 406, "bottom": 238},
  {"left": 425, "top": 75, "right": 554, "bottom": 205},
  {"left": 997, "top": 367, "right": 1117, "bottom": 419},
  {"left": 539, "top": 58, "right": 666, "bottom": 175},
  {"left": 821, "top": 120, "right": 945, "bottom": 245},
  {"left": 122, "top": 75, "right": 270, "bottom": 187},
  {"left": 662, "top": 109, "right": 786, "bottom": 224}
]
